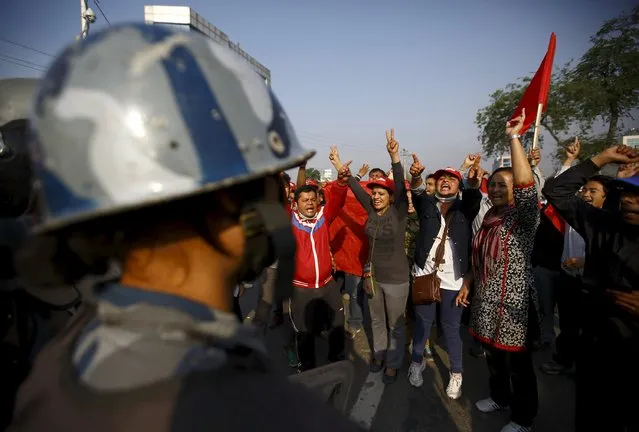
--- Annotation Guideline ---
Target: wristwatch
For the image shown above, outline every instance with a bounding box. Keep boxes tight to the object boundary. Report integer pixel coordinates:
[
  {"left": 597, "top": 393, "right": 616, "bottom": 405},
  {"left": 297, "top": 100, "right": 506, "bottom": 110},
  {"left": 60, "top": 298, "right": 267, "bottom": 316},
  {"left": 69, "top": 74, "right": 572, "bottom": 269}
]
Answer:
[{"left": 510, "top": 134, "right": 521, "bottom": 140}]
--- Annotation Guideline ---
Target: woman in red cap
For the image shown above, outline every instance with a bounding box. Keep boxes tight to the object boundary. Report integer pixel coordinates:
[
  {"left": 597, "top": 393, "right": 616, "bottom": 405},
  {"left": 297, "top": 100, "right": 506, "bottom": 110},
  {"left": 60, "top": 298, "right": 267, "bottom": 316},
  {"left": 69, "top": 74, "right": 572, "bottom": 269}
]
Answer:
[{"left": 329, "top": 128, "right": 409, "bottom": 384}]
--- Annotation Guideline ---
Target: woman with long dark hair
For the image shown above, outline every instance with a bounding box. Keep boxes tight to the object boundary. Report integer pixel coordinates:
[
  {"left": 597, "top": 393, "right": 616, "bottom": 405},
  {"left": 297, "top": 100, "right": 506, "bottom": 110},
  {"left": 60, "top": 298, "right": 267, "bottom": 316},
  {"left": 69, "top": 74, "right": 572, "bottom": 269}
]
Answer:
[{"left": 330, "top": 129, "right": 408, "bottom": 384}]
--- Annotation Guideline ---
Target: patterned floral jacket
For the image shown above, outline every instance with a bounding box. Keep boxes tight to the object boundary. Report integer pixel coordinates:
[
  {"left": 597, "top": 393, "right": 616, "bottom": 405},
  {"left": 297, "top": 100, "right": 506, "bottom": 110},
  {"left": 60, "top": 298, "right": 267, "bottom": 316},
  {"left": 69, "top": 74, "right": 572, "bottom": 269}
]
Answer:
[{"left": 470, "top": 183, "right": 540, "bottom": 351}]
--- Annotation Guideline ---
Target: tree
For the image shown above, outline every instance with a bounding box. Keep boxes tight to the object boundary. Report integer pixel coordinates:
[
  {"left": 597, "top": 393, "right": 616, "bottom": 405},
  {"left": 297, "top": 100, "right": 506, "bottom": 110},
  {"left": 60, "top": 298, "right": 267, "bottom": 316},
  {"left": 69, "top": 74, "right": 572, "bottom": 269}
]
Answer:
[
  {"left": 569, "top": 5, "right": 639, "bottom": 144},
  {"left": 306, "top": 167, "right": 321, "bottom": 181},
  {"left": 475, "top": 64, "right": 577, "bottom": 158},
  {"left": 476, "top": 6, "right": 639, "bottom": 162}
]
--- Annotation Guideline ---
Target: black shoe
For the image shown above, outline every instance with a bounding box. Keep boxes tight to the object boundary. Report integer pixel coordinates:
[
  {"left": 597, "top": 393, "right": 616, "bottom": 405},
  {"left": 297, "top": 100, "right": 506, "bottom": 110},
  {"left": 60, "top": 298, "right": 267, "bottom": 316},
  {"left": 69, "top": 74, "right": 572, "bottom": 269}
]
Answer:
[{"left": 382, "top": 368, "right": 398, "bottom": 384}]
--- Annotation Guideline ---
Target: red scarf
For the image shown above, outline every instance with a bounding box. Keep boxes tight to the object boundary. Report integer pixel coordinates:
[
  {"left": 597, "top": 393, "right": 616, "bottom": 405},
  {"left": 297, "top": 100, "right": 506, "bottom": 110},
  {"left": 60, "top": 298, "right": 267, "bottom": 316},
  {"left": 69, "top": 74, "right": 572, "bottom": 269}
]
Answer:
[{"left": 472, "top": 205, "right": 516, "bottom": 285}]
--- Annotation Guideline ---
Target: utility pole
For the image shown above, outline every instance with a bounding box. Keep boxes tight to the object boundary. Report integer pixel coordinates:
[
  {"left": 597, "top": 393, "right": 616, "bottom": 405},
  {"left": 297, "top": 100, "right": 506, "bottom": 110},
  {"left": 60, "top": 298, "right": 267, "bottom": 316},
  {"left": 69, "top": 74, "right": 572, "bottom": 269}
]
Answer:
[
  {"left": 79, "top": 0, "right": 97, "bottom": 40},
  {"left": 400, "top": 148, "right": 411, "bottom": 180}
]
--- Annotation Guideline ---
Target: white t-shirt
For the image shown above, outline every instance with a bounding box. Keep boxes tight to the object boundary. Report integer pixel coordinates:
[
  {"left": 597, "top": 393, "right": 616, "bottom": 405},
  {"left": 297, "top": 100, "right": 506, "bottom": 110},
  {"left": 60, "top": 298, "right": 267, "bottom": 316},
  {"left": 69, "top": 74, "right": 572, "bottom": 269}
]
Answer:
[{"left": 412, "top": 214, "right": 463, "bottom": 291}]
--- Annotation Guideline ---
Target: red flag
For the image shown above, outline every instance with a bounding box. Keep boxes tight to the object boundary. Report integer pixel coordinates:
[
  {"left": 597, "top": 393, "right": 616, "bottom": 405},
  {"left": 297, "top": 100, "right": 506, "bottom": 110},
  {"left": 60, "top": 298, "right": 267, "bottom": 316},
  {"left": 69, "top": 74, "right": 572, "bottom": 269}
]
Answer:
[
  {"left": 540, "top": 202, "right": 565, "bottom": 234},
  {"left": 324, "top": 181, "right": 370, "bottom": 276},
  {"left": 510, "top": 33, "right": 556, "bottom": 134}
]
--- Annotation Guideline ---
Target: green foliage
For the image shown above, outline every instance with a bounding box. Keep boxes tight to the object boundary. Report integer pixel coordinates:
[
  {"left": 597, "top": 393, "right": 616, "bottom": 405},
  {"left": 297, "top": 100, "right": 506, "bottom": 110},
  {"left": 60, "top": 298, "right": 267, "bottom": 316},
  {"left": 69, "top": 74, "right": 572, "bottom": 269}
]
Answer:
[
  {"left": 569, "top": 4, "right": 639, "bottom": 142},
  {"left": 475, "top": 82, "right": 524, "bottom": 157},
  {"left": 305, "top": 167, "right": 321, "bottom": 181}
]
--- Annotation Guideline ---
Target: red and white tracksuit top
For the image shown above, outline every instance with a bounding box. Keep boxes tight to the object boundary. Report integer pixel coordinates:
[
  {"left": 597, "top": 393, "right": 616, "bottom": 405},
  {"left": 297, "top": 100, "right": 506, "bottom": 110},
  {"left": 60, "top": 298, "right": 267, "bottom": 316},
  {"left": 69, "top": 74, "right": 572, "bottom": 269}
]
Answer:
[{"left": 292, "top": 182, "right": 348, "bottom": 289}]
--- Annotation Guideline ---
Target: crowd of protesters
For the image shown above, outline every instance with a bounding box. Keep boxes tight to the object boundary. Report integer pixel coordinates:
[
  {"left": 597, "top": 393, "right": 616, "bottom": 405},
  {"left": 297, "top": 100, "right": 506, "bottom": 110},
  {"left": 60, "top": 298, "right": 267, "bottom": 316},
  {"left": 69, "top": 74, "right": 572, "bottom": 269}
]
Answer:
[{"left": 248, "top": 108, "right": 638, "bottom": 432}]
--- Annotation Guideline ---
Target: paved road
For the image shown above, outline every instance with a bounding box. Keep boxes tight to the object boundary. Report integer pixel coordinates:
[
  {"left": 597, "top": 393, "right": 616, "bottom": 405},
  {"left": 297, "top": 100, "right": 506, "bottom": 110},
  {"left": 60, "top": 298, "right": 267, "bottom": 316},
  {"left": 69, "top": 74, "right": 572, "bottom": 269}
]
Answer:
[{"left": 240, "top": 286, "right": 575, "bottom": 432}]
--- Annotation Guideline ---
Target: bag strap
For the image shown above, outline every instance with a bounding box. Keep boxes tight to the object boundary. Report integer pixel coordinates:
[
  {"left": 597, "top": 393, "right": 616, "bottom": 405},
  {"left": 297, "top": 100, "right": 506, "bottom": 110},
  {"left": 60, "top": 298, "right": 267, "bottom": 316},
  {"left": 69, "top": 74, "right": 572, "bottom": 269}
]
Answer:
[
  {"left": 432, "top": 212, "right": 453, "bottom": 273},
  {"left": 364, "top": 216, "right": 381, "bottom": 277}
]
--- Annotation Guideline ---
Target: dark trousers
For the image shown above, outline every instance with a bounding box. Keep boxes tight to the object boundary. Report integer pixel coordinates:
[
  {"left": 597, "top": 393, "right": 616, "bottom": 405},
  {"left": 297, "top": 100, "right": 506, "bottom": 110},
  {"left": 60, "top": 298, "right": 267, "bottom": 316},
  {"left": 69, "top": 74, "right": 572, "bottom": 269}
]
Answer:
[
  {"left": 553, "top": 272, "right": 581, "bottom": 367},
  {"left": 483, "top": 345, "right": 538, "bottom": 427},
  {"left": 576, "top": 292, "right": 639, "bottom": 431},
  {"left": 412, "top": 290, "right": 463, "bottom": 372},
  {"left": 290, "top": 280, "right": 345, "bottom": 371}
]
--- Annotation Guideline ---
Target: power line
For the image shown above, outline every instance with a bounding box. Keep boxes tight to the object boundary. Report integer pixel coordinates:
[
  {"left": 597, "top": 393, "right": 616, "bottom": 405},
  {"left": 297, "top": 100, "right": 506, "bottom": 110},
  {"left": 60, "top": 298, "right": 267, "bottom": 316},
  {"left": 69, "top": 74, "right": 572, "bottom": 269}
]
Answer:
[
  {"left": 0, "top": 37, "right": 55, "bottom": 58},
  {"left": 93, "top": 0, "right": 112, "bottom": 27},
  {"left": 0, "top": 57, "right": 46, "bottom": 73},
  {"left": 0, "top": 53, "right": 46, "bottom": 70},
  {"left": 296, "top": 131, "right": 372, "bottom": 151}
]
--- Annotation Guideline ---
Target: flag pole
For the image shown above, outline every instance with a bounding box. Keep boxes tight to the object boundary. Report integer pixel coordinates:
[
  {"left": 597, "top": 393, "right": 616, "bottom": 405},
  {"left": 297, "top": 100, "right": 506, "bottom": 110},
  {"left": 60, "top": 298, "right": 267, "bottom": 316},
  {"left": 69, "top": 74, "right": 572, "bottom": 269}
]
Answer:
[{"left": 531, "top": 102, "right": 544, "bottom": 150}]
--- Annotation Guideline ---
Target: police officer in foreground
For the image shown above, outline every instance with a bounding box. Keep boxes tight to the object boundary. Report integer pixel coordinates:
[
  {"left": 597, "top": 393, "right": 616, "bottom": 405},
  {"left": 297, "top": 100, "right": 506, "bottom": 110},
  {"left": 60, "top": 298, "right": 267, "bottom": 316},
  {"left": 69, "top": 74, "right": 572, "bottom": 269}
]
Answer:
[{"left": 8, "top": 24, "right": 363, "bottom": 431}]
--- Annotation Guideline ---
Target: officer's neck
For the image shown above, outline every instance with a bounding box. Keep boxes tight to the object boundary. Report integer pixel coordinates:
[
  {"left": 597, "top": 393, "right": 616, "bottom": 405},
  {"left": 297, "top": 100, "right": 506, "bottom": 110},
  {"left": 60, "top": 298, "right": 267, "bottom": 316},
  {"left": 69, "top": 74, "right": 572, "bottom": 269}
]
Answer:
[{"left": 119, "top": 233, "right": 236, "bottom": 313}]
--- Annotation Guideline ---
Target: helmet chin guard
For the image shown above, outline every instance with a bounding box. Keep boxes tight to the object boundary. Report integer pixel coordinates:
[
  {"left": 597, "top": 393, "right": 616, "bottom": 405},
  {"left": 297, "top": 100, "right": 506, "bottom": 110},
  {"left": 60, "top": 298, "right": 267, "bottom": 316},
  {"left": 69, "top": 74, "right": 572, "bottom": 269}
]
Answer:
[{"left": 239, "top": 199, "right": 295, "bottom": 301}]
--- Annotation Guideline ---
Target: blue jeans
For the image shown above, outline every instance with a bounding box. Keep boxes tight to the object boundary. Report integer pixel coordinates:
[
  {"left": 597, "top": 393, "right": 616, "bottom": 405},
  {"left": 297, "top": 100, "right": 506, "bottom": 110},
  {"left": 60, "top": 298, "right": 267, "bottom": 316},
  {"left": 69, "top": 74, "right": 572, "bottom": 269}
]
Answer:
[
  {"left": 344, "top": 273, "right": 363, "bottom": 330},
  {"left": 412, "top": 289, "right": 464, "bottom": 373}
]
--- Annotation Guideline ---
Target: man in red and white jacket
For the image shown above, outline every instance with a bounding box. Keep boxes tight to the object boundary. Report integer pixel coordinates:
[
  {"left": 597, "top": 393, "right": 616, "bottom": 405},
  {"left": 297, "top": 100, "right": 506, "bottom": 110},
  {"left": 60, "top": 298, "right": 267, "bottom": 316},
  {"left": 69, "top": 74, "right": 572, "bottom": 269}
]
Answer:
[{"left": 290, "top": 165, "right": 350, "bottom": 371}]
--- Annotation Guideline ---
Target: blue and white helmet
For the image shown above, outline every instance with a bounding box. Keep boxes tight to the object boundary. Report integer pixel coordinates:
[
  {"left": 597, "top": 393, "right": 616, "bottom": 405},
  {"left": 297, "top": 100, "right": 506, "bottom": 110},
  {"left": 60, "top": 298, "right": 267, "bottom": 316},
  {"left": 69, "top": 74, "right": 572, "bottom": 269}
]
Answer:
[{"left": 30, "top": 23, "right": 314, "bottom": 232}]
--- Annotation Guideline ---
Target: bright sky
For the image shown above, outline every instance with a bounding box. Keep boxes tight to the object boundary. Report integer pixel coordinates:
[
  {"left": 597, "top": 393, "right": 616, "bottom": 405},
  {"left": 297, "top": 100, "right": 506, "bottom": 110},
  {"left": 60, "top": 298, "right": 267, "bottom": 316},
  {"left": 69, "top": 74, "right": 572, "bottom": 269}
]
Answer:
[{"left": 1, "top": 0, "right": 636, "bottom": 177}]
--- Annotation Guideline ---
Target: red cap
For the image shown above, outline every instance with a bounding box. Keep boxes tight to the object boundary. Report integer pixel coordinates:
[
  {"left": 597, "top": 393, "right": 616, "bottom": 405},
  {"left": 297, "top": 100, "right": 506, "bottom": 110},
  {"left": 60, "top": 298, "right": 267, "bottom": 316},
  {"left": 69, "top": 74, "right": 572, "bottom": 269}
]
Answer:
[
  {"left": 366, "top": 177, "right": 395, "bottom": 193},
  {"left": 289, "top": 181, "right": 296, "bottom": 191},
  {"left": 433, "top": 167, "right": 462, "bottom": 183},
  {"left": 305, "top": 179, "right": 318, "bottom": 187}
]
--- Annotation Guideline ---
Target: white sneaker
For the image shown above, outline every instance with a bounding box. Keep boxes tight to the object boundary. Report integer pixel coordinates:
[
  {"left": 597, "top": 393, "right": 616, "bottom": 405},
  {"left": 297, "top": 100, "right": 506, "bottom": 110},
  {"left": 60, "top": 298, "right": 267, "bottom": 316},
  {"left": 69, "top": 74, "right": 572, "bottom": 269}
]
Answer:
[
  {"left": 475, "top": 397, "right": 509, "bottom": 413},
  {"left": 407, "top": 361, "right": 425, "bottom": 387},
  {"left": 500, "top": 421, "right": 532, "bottom": 432},
  {"left": 446, "top": 372, "right": 462, "bottom": 399}
]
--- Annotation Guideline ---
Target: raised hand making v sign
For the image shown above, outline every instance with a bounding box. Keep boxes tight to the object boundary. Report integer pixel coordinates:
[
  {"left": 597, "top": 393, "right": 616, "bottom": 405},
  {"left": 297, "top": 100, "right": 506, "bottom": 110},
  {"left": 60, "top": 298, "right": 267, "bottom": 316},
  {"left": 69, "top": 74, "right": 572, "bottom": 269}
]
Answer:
[{"left": 386, "top": 128, "right": 401, "bottom": 164}]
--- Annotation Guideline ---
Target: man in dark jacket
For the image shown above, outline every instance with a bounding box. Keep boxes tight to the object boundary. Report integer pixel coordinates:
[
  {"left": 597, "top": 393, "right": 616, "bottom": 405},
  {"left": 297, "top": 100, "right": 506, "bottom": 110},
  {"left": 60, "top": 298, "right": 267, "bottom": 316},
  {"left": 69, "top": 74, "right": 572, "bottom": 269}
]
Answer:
[{"left": 542, "top": 144, "right": 639, "bottom": 432}]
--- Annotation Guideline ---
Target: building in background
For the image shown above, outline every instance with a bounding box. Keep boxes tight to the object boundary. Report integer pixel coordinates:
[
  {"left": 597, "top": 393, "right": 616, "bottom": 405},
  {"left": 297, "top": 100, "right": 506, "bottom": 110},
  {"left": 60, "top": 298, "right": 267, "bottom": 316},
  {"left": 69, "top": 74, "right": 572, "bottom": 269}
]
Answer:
[
  {"left": 320, "top": 168, "right": 333, "bottom": 182},
  {"left": 623, "top": 134, "right": 639, "bottom": 150},
  {"left": 144, "top": 5, "right": 271, "bottom": 86},
  {"left": 492, "top": 153, "right": 512, "bottom": 172}
]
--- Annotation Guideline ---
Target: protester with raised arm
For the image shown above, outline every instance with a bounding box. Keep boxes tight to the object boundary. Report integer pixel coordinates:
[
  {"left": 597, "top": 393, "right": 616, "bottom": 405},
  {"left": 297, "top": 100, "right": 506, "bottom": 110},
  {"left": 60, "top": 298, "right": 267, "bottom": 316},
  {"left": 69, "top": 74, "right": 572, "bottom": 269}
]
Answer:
[
  {"left": 407, "top": 152, "right": 481, "bottom": 398},
  {"left": 536, "top": 139, "right": 612, "bottom": 374},
  {"left": 331, "top": 130, "right": 409, "bottom": 384},
  {"left": 467, "top": 109, "right": 540, "bottom": 432},
  {"left": 542, "top": 144, "right": 639, "bottom": 432},
  {"left": 289, "top": 151, "right": 350, "bottom": 372}
]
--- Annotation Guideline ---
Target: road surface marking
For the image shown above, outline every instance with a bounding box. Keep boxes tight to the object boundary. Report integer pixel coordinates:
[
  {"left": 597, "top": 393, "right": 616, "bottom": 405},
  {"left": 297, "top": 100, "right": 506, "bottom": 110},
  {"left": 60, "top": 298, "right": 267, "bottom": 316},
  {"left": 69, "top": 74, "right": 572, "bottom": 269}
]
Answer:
[{"left": 349, "top": 372, "right": 385, "bottom": 429}]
